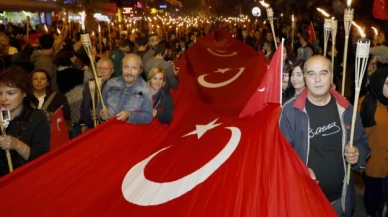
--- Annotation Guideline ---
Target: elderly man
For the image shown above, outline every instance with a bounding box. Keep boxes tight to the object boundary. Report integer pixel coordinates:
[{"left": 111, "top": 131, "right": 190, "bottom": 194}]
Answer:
[
  {"left": 80, "top": 58, "right": 114, "bottom": 133},
  {"left": 279, "top": 55, "right": 370, "bottom": 217},
  {"left": 99, "top": 53, "right": 153, "bottom": 124}
]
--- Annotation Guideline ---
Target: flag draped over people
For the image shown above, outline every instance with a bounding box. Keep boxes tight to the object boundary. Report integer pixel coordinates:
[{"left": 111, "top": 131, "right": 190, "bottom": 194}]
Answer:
[{"left": 0, "top": 32, "right": 337, "bottom": 217}]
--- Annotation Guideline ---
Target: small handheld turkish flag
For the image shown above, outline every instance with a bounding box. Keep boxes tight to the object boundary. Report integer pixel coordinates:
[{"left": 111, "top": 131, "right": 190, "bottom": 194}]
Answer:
[
  {"left": 239, "top": 39, "right": 284, "bottom": 118},
  {"left": 50, "top": 106, "right": 69, "bottom": 150},
  {"left": 373, "top": 0, "right": 388, "bottom": 20},
  {"left": 308, "top": 22, "right": 317, "bottom": 42}
]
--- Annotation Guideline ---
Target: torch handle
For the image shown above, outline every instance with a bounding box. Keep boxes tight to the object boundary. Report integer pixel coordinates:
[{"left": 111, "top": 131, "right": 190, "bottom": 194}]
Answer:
[
  {"left": 346, "top": 88, "right": 361, "bottom": 185},
  {"left": 90, "top": 89, "right": 97, "bottom": 127},
  {"left": 331, "top": 40, "right": 335, "bottom": 73},
  {"left": 6, "top": 150, "right": 13, "bottom": 172},
  {"left": 269, "top": 22, "right": 277, "bottom": 49},
  {"left": 89, "top": 56, "right": 106, "bottom": 109},
  {"left": 341, "top": 37, "right": 350, "bottom": 96},
  {"left": 291, "top": 28, "right": 294, "bottom": 50},
  {"left": 0, "top": 122, "right": 13, "bottom": 172}
]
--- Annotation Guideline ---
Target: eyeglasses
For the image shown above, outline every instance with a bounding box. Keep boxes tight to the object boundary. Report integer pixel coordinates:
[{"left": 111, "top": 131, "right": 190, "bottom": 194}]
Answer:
[{"left": 97, "top": 67, "right": 113, "bottom": 71}]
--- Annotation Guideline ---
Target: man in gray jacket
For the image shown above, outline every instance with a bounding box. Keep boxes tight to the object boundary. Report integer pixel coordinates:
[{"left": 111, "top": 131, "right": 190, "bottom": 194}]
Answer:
[{"left": 279, "top": 55, "right": 369, "bottom": 217}]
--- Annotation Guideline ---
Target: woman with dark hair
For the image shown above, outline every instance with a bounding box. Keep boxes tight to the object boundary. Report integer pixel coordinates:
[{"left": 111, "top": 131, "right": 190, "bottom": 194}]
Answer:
[
  {"left": 358, "top": 67, "right": 388, "bottom": 217},
  {"left": 282, "top": 60, "right": 305, "bottom": 104},
  {"left": 0, "top": 67, "right": 50, "bottom": 177},
  {"left": 31, "top": 69, "right": 71, "bottom": 124},
  {"left": 262, "top": 41, "right": 275, "bottom": 65},
  {"left": 144, "top": 41, "right": 179, "bottom": 90}
]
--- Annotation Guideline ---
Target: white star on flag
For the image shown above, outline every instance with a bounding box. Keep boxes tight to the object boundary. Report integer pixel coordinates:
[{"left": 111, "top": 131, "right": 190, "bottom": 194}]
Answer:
[
  {"left": 183, "top": 118, "right": 222, "bottom": 139},
  {"left": 214, "top": 68, "right": 232, "bottom": 74}
]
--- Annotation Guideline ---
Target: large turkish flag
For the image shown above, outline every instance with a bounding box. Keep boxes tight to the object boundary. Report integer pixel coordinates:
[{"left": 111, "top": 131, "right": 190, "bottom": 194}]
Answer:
[{"left": 0, "top": 33, "right": 336, "bottom": 217}]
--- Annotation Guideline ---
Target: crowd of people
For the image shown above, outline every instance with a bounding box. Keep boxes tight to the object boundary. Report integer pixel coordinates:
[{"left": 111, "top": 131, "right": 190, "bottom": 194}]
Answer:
[{"left": 0, "top": 17, "right": 387, "bottom": 217}]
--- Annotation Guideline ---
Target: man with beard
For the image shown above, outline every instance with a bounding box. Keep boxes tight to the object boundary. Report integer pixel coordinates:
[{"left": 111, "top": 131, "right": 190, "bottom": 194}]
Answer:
[
  {"left": 142, "top": 34, "right": 160, "bottom": 67},
  {"left": 99, "top": 54, "right": 153, "bottom": 124}
]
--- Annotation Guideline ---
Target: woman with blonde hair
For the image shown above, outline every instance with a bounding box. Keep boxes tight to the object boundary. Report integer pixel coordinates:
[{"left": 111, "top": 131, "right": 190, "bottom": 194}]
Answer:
[{"left": 147, "top": 67, "right": 174, "bottom": 124}]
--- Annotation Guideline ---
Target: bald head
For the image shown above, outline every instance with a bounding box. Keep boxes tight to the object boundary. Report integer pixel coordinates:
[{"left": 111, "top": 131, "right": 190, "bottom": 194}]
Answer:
[
  {"left": 122, "top": 53, "right": 143, "bottom": 69},
  {"left": 303, "top": 55, "right": 332, "bottom": 75},
  {"left": 122, "top": 53, "right": 143, "bottom": 86},
  {"left": 303, "top": 55, "right": 333, "bottom": 102}
]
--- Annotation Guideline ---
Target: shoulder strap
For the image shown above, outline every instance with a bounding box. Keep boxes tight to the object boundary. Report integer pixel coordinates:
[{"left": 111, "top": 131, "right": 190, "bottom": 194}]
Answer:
[{"left": 42, "top": 91, "right": 57, "bottom": 111}]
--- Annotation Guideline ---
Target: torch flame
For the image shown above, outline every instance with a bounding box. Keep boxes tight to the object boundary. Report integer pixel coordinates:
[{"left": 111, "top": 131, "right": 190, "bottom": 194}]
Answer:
[
  {"left": 260, "top": 1, "right": 270, "bottom": 8},
  {"left": 371, "top": 27, "right": 378, "bottom": 36},
  {"left": 347, "top": 0, "right": 352, "bottom": 7},
  {"left": 352, "top": 21, "right": 366, "bottom": 38},
  {"left": 79, "top": 11, "right": 86, "bottom": 31},
  {"left": 317, "top": 8, "right": 330, "bottom": 17},
  {"left": 292, "top": 14, "right": 294, "bottom": 22}
]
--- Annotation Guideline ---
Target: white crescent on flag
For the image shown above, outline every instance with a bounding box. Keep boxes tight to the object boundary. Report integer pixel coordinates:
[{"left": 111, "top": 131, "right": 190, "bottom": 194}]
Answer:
[
  {"left": 198, "top": 67, "right": 245, "bottom": 88},
  {"left": 122, "top": 119, "right": 241, "bottom": 206},
  {"left": 207, "top": 48, "right": 238, "bottom": 57},
  {"left": 56, "top": 118, "right": 62, "bottom": 131}
]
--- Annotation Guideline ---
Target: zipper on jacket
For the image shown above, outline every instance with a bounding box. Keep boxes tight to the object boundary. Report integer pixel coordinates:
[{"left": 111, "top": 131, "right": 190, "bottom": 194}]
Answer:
[{"left": 302, "top": 110, "right": 311, "bottom": 165}]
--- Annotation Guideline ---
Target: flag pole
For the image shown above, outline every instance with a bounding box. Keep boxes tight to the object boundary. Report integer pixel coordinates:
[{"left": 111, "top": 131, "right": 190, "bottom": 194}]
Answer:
[
  {"left": 280, "top": 39, "right": 284, "bottom": 106},
  {"left": 346, "top": 24, "right": 369, "bottom": 185}
]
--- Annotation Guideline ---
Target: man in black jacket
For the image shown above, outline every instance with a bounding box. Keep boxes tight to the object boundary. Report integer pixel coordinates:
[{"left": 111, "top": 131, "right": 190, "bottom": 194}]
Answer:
[{"left": 79, "top": 58, "right": 113, "bottom": 133}]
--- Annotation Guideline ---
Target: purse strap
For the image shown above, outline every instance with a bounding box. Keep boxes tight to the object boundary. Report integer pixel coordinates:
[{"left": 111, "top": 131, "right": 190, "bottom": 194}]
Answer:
[{"left": 42, "top": 91, "right": 57, "bottom": 111}]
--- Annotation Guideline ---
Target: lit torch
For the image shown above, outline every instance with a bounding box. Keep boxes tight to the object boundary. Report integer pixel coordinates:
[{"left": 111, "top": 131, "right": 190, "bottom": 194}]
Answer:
[
  {"left": 80, "top": 11, "right": 105, "bottom": 109},
  {"left": 317, "top": 8, "right": 331, "bottom": 57},
  {"left": 346, "top": 21, "right": 370, "bottom": 185},
  {"left": 341, "top": 0, "right": 354, "bottom": 96},
  {"left": 261, "top": 1, "right": 277, "bottom": 48}
]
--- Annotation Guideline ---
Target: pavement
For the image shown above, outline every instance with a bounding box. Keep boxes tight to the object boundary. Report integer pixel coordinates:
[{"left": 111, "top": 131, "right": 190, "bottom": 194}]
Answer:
[{"left": 354, "top": 184, "right": 367, "bottom": 217}]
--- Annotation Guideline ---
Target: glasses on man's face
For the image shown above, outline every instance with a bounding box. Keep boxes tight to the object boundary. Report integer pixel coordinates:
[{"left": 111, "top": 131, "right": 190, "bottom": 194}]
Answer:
[{"left": 97, "top": 67, "right": 113, "bottom": 72}]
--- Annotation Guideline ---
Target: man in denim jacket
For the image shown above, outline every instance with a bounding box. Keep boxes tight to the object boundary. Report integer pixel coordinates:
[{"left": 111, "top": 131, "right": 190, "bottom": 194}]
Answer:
[
  {"left": 279, "top": 55, "right": 370, "bottom": 217},
  {"left": 99, "top": 53, "right": 153, "bottom": 124}
]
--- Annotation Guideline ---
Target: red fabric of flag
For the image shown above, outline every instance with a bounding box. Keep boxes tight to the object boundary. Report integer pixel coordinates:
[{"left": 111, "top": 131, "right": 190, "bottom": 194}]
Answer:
[
  {"left": 0, "top": 33, "right": 337, "bottom": 217},
  {"left": 239, "top": 40, "right": 284, "bottom": 118},
  {"left": 49, "top": 107, "right": 69, "bottom": 150},
  {"left": 373, "top": 0, "right": 388, "bottom": 20}
]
